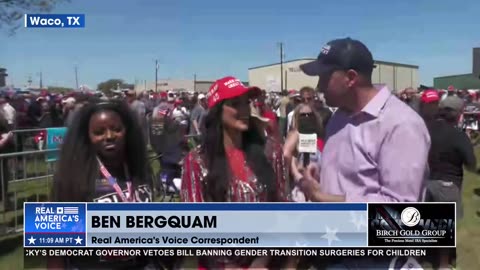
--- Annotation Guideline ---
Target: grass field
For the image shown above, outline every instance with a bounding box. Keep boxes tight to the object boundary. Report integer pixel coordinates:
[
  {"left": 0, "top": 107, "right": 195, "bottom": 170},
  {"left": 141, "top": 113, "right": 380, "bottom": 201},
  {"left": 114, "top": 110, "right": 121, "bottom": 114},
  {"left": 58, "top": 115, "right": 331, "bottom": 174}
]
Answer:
[{"left": 0, "top": 149, "right": 479, "bottom": 270}]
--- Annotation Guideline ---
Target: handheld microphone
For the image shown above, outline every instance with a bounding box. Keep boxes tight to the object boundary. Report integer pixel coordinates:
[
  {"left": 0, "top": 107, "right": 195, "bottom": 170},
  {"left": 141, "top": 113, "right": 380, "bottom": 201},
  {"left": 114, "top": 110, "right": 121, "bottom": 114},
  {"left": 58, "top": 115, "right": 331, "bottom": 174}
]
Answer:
[{"left": 297, "top": 114, "right": 317, "bottom": 168}]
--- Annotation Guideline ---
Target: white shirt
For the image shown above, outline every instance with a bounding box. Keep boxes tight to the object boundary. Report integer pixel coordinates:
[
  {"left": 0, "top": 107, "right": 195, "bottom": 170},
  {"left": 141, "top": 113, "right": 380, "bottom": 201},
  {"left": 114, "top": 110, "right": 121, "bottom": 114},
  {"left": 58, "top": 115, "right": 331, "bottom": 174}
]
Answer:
[
  {"left": 287, "top": 110, "right": 294, "bottom": 131},
  {"left": 1, "top": 103, "right": 16, "bottom": 126}
]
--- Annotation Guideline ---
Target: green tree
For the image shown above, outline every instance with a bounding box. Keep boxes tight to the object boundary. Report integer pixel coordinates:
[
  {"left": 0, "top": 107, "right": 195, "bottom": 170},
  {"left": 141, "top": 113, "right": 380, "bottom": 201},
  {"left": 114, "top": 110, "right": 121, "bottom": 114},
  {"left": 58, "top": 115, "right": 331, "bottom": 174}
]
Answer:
[
  {"left": 0, "top": 0, "right": 69, "bottom": 34},
  {"left": 97, "top": 79, "right": 133, "bottom": 96},
  {"left": 47, "top": 86, "right": 73, "bottom": 94}
]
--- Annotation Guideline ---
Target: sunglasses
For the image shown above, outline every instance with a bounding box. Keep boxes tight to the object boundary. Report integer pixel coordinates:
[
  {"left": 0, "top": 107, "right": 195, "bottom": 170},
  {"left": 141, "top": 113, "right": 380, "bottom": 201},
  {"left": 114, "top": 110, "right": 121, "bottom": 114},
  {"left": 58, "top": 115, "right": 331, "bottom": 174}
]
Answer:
[
  {"left": 302, "top": 97, "right": 313, "bottom": 102},
  {"left": 299, "top": 112, "right": 313, "bottom": 117},
  {"left": 224, "top": 97, "right": 250, "bottom": 108}
]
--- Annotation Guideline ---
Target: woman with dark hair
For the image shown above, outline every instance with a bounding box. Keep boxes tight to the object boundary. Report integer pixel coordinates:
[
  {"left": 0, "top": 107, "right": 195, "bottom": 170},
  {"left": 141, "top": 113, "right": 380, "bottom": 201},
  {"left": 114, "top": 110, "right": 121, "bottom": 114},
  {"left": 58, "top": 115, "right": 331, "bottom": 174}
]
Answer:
[
  {"left": 48, "top": 100, "right": 167, "bottom": 269},
  {"left": 181, "top": 77, "right": 291, "bottom": 269}
]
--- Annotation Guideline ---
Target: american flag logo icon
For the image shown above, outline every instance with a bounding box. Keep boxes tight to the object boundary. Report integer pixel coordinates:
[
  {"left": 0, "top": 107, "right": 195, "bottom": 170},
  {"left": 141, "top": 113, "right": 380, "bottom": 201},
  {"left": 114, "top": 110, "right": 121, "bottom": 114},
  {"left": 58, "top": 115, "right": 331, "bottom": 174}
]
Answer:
[
  {"left": 63, "top": 207, "right": 79, "bottom": 215},
  {"left": 321, "top": 45, "right": 331, "bottom": 55}
]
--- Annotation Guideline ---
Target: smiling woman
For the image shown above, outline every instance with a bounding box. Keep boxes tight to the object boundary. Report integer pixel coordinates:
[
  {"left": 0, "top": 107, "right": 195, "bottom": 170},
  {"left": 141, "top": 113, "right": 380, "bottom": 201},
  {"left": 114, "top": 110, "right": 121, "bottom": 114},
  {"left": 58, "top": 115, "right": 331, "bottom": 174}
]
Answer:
[
  {"left": 180, "top": 76, "right": 292, "bottom": 269},
  {"left": 48, "top": 99, "right": 175, "bottom": 269}
]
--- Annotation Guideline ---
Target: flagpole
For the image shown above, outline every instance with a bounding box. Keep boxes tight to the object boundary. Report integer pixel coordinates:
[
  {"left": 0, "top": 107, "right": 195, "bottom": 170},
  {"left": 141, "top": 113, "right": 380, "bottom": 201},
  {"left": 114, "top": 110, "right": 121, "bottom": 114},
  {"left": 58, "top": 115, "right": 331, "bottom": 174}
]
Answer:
[{"left": 155, "top": 60, "right": 159, "bottom": 92}]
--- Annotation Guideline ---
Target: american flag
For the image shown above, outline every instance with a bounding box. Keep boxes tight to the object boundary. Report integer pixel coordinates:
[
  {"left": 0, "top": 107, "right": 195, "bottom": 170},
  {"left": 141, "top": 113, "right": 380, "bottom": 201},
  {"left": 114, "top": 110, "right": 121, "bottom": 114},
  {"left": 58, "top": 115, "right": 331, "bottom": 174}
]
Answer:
[
  {"left": 63, "top": 207, "right": 79, "bottom": 215},
  {"left": 321, "top": 45, "right": 331, "bottom": 55},
  {"left": 157, "top": 108, "right": 170, "bottom": 117}
]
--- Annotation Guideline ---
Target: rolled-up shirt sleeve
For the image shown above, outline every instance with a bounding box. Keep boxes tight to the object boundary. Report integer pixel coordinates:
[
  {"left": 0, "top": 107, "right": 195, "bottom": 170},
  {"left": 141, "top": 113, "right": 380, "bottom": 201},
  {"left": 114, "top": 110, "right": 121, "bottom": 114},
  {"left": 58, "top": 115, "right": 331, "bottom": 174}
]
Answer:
[{"left": 348, "top": 121, "right": 430, "bottom": 202}]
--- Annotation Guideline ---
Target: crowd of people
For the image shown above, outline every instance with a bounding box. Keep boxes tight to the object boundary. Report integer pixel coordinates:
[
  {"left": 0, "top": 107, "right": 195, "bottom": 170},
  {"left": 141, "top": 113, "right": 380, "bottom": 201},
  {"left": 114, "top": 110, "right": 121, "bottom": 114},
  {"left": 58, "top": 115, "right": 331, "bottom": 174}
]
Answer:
[{"left": 0, "top": 37, "right": 477, "bottom": 270}]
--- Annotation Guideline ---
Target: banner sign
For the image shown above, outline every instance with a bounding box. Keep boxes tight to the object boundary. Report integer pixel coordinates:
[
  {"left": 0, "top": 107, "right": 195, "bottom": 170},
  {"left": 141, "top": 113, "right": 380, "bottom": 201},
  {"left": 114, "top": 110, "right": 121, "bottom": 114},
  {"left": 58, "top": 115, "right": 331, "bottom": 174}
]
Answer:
[
  {"left": 45, "top": 127, "right": 67, "bottom": 162},
  {"left": 24, "top": 203, "right": 455, "bottom": 248}
]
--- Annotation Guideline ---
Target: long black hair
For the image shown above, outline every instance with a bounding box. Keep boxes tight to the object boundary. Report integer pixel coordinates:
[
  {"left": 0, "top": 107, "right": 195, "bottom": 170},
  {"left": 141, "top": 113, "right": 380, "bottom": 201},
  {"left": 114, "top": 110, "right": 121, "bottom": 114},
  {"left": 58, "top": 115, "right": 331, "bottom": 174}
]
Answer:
[
  {"left": 52, "top": 99, "right": 148, "bottom": 202},
  {"left": 200, "top": 101, "right": 279, "bottom": 202}
]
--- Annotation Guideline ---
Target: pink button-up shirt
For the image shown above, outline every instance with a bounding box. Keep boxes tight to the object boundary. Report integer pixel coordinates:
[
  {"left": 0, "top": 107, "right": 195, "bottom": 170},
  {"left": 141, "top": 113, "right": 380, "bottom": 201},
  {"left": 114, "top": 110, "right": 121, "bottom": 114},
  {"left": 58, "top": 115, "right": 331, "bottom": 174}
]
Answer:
[{"left": 320, "top": 85, "right": 430, "bottom": 202}]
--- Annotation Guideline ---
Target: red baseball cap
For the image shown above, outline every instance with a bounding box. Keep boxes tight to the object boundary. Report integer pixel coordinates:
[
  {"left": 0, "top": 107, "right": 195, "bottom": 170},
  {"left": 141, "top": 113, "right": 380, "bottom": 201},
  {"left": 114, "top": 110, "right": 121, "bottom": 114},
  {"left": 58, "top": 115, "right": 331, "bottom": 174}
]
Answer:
[
  {"left": 421, "top": 89, "right": 440, "bottom": 104},
  {"left": 207, "top": 76, "right": 260, "bottom": 108},
  {"left": 447, "top": 85, "right": 455, "bottom": 92}
]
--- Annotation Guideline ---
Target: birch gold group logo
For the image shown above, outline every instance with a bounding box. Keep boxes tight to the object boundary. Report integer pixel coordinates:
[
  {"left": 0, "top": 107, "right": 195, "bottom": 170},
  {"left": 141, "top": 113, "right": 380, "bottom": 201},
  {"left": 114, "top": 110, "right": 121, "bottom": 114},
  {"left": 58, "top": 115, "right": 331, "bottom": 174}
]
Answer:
[{"left": 400, "top": 207, "right": 421, "bottom": 227}]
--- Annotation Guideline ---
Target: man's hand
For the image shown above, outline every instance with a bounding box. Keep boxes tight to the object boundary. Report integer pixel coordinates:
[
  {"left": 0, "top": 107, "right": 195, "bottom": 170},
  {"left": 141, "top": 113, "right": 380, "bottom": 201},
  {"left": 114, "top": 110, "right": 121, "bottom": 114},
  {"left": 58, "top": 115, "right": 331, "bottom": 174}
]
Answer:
[
  {"left": 298, "top": 164, "right": 321, "bottom": 198},
  {"left": 299, "top": 164, "right": 345, "bottom": 202}
]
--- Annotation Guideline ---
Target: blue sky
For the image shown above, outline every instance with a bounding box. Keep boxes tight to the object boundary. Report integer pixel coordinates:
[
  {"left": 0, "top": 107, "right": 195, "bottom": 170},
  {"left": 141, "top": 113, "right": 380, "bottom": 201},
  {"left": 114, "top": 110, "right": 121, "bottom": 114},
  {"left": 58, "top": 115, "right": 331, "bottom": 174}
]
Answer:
[{"left": 1, "top": 0, "right": 479, "bottom": 88}]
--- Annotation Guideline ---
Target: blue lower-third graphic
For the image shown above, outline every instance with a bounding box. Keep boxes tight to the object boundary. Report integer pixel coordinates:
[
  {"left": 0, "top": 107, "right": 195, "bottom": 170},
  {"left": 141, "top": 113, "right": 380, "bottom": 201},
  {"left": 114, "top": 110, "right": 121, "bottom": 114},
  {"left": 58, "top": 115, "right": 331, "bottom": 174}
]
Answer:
[{"left": 24, "top": 203, "right": 87, "bottom": 247}]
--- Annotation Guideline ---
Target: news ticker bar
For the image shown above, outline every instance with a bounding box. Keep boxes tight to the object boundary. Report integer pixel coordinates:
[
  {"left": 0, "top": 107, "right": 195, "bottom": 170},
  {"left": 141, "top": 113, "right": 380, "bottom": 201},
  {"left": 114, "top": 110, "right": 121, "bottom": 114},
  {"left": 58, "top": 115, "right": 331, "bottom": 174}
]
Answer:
[
  {"left": 24, "top": 14, "right": 85, "bottom": 28},
  {"left": 24, "top": 247, "right": 441, "bottom": 258},
  {"left": 24, "top": 202, "right": 456, "bottom": 248}
]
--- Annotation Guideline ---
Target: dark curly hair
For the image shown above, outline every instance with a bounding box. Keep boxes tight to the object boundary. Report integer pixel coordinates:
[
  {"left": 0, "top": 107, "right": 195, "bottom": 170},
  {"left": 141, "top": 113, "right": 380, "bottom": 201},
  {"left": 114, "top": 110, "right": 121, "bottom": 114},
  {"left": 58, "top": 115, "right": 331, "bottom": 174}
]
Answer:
[{"left": 52, "top": 99, "right": 147, "bottom": 202}]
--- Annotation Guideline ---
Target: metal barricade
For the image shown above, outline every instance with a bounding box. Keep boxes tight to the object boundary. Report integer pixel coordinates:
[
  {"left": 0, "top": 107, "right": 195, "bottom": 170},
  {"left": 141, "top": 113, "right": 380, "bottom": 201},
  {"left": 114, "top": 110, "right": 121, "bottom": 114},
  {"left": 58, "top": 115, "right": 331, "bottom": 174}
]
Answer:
[
  {"left": 12, "top": 128, "right": 47, "bottom": 152},
  {"left": 0, "top": 149, "right": 58, "bottom": 235}
]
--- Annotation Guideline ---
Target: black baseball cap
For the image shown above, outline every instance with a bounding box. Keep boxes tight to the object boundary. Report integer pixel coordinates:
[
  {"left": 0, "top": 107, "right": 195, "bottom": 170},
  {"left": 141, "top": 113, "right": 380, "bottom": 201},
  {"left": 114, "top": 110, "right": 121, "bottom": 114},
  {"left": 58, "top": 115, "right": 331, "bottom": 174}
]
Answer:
[{"left": 300, "top": 38, "right": 376, "bottom": 76}]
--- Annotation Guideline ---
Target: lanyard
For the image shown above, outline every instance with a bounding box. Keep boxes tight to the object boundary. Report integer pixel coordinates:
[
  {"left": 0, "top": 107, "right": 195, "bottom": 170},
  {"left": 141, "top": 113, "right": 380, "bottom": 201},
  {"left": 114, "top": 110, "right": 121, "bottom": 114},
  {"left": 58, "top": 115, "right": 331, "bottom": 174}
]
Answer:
[{"left": 97, "top": 158, "right": 135, "bottom": 202}]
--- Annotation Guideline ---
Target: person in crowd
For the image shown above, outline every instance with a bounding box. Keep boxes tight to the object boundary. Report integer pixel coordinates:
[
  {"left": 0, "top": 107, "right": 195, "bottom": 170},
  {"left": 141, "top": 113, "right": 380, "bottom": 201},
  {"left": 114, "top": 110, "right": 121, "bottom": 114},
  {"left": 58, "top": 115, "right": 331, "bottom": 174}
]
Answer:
[
  {"left": 65, "top": 94, "right": 92, "bottom": 127},
  {"left": 285, "top": 102, "right": 325, "bottom": 202},
  {"left": 188, "top": 94, "right": 206, "bottom": 137},
  {"left": 463, "top": 93, "right": 480, "bottom": 142},
  {"left": 425, "top": 96, "right": 476, "bottom": 270},
  {"left": 196, "top": 94, "right": 209, "bottom": 136},
  {"left": 285, "top": 38, "right": 430, "bottom": 268},
  {"left": 36, "top": 98, "right": 54, "bottom": 128},
  {"left": 0, "top": 112, "right": 14, "bottom": 211},
  {"left": 171, "top": 98, "right": 189, "bottom": 136},
  {"left": 275, "top": 91, "right": 290, "bottom": 138},
  {"left": 48, "top": 99, "right": 175, "bottom": 269},
  {"left": 50, "top": 98, "right": 64, "bottom": 127},
  {"left": 287, "top": 86, "right": 315, "bottom": 131},
  {"left": 446, "top": 85, "right": 455, "bottom": 95},
  {"left": 312, "top": 94, "right": 332, "bottom": 128},
  {"left": 403, "top": 87, "right": 421, "bottom": 113},
  {"left": 61, "top": 96, "right": 76, "bottom": 124},
  {"left": 126, "top": 89, "right": 147, "bottom": 141},
  {"left": 150, "top": 92, "right": 175, "bottom": 155},
  {"left": 250, "top": 103, "right": 287, "bottom": 196},
  {"left": 0, "top": 94, "right": 16, "bottom": 130},
  {"left": 27, "top": 96, "right": 46, "bottom": 128},
  {"left": 255, "top": 94, "right": 280, "bottom": 141},
  {"left": 181, "top": 76, "right": 291, "bottom": 269},
  {"left": 419, "top": 89, "right": 440, "bottom": 123}
]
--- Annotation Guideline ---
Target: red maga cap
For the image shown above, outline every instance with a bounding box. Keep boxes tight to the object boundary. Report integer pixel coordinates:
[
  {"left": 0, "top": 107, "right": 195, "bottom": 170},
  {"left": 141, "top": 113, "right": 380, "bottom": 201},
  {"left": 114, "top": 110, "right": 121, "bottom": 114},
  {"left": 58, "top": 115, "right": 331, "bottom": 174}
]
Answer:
[
  {"left": 207, "top": 76, "right": 260, "bottom": 109},
  {"left": 421, "top": 89, "right": 440, "bottom": 103}
]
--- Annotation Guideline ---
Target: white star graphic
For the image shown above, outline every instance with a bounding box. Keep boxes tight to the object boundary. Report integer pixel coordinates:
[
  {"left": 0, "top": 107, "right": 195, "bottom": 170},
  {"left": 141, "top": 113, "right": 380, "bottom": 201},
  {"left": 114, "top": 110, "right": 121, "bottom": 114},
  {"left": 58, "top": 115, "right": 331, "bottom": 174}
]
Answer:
[
  {"left": 350, "top": 211, "right": 366, "bottom": 231},
  {"left": 74, "top": 236, "right": 83, "bottom": 244},
  {"left": 28, "top": 236, "right": 36, "bottom": 245},
  {"left": 321, "top": 226, "right": 340, "bottom": 246}
]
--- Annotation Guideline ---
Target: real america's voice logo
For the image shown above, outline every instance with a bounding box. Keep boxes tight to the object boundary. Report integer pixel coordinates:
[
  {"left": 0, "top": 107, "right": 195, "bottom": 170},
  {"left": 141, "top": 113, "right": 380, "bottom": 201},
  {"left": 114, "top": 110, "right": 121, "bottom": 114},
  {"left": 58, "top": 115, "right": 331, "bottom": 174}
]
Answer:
[
  {"left": 25, "top": 14, "right": 85, "bottom": 28},
  {"left": 368, "top": 203, "right": 456, "bottom": 247}
]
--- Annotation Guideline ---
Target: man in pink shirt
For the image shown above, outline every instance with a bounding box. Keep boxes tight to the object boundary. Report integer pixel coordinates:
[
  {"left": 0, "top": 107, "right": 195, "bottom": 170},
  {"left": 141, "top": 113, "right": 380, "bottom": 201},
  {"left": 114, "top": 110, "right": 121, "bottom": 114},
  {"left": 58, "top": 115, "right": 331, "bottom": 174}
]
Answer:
[
  {"left": 288, "top": 37, "right": 430, "bottom": 270},
  {"left": 292, "top": 38, "right": 430, "bottom": 203}
]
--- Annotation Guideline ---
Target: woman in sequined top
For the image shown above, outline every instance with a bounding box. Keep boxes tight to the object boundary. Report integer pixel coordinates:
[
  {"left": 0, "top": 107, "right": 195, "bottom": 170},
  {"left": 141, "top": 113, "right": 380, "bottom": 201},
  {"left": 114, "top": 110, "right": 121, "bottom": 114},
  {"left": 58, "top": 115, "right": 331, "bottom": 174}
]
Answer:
[{"left": 180, "top": 76, "right": 291, "bottom": 269}]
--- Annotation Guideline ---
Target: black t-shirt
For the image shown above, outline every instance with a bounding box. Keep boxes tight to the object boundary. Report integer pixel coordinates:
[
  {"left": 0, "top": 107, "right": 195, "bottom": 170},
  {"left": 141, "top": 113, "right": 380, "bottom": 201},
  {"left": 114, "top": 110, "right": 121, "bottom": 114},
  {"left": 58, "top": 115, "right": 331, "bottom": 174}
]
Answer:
[
  {"left": 427, "top": 119, "right": 476, "bottom": 186},
  {"left": 66, "top": 180, "right": 164, "bottom": 270},
  {"left": 27, "top": 101, "right": 42, "bottom": 126}
]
